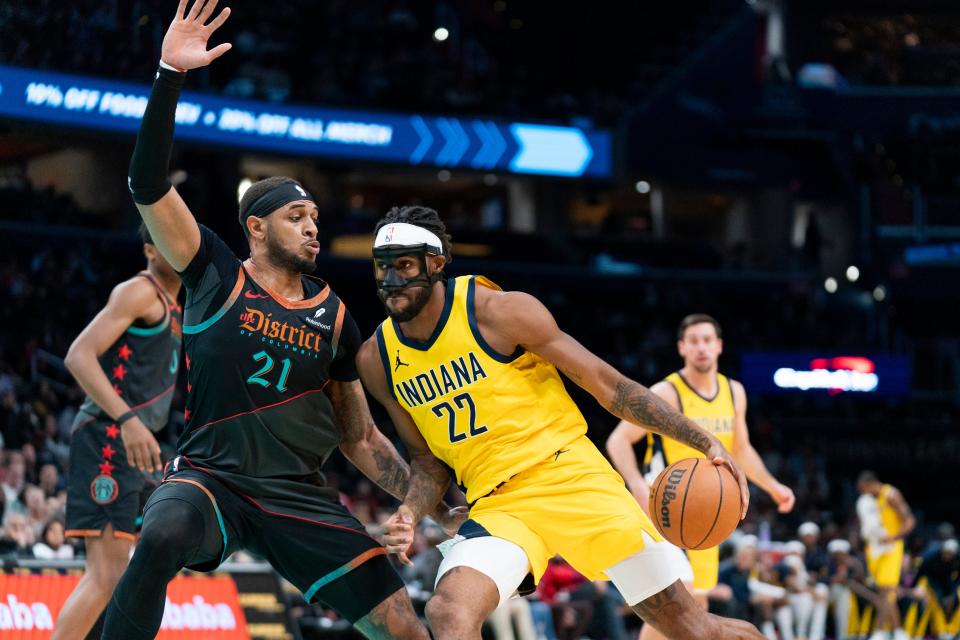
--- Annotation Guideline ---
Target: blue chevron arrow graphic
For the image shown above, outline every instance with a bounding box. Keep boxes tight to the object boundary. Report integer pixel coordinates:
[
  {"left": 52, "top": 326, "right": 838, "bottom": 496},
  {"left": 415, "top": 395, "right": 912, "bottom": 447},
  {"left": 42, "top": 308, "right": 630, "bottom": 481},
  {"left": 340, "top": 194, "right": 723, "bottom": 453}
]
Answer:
[
  {"left": 435, "top": 118, "right": 455, "bottom": 165},
  {"left": 508, "top": 124, "right": 593, "bottom": 176},
  {"left": 470, "top": 121, "right": 491, "bottom": 168},
  {"left": 409, "top": 115, "right": 433, "bottom": 164},
  {"left": 447, "top": 118, "right": 470, "bottom": 165},
  {"left": 485, "top": 121, "right": 507, "bottom": 169}
]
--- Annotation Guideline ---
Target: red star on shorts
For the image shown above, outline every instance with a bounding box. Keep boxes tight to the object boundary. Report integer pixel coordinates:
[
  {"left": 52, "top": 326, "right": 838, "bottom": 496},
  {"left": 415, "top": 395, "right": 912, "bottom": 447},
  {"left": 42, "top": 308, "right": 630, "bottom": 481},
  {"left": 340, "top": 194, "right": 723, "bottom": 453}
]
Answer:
[
  {"left": 184, "top": 408, "right": 191, "bottom": 421},
  {"left": 187, "top": 382, "right": 192, "bottom": 393},
  {"left": 112, "top": 383, "right": 123, "bottom": 396},
  {"left": 185, "top": 354, "right": 191, "bottom": 370},
  {"left": 101, "top": 444, "right": 116, "bottom": 460},
  {"left": 98, "top": 461, "right": 115, "bottom": 476},
  {"left": 112, "top": 364, "right": 128, "bottom": 381},
  {"left": 117, "top": 344, "right": 133, "bottom": 361},
  {"left": 105, "top": 424, "right": 119, "bottom": 439}
]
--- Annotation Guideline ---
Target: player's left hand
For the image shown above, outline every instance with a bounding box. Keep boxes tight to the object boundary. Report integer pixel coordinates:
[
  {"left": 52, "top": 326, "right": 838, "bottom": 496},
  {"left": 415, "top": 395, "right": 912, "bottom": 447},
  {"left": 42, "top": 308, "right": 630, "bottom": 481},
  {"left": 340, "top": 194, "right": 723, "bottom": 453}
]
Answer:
[
  {"left": 162, "top": 0, "right": 233, "bottom": 72},
  {"left": 770, "top": 482, "right": 795, "bottom": 513},
  {"left": 708, "top": 440, "right": 750, "bottom": 519},
  {"left": 382, "top": 504, "right": 415, "bottom": 566},
  {"left": 436, "top": 505, "right": 469, "bottom": 537}
]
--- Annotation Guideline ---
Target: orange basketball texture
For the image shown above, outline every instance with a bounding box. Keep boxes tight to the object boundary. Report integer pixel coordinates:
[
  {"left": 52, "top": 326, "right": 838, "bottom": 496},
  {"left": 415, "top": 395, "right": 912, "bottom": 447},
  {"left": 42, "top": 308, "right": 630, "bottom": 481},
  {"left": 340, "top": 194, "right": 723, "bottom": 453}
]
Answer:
[{"left": 648, "top": 458, "right": 741, "bottom": 550}]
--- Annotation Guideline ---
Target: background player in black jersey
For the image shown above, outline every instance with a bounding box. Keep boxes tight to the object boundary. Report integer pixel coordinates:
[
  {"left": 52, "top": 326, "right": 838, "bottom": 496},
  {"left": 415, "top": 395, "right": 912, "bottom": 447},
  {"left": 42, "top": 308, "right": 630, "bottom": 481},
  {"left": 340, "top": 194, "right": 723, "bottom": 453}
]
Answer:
[
  {"left": 102, "top": 2, "right": 457, "bottom": 638},
  {"left": 55, "top": 225, "right": 181, "bottom": 640}
]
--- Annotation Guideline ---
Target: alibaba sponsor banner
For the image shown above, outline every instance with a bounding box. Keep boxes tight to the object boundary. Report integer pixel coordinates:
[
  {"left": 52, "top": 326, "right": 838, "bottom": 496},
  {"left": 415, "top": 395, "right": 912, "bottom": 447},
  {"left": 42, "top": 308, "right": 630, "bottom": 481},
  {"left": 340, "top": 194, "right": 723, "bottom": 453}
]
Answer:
[{"left": 0, "top": 573, "right": 248, "bottom": 638}]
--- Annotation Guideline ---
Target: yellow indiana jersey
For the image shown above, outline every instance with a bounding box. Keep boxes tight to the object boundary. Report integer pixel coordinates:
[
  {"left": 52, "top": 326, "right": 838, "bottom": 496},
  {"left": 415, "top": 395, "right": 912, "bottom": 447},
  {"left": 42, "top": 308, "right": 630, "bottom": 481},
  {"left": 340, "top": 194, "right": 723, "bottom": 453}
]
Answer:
[
  {"left": 642, "top": 371, "right": 736, "bottom": 484},
  {"left": 375, "top": 275, "right": 586, "bottom": 504},
  {"left": 877, "top": 484, "right": 903, "bottom": 537}
]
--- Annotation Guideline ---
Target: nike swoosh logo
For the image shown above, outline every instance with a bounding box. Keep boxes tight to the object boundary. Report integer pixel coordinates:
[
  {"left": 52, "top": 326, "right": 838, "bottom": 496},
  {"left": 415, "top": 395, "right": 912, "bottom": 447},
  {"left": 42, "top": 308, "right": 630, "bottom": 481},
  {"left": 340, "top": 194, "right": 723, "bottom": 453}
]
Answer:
[{"left": 244, "top": 291, "right": 270, "bottom": 299}]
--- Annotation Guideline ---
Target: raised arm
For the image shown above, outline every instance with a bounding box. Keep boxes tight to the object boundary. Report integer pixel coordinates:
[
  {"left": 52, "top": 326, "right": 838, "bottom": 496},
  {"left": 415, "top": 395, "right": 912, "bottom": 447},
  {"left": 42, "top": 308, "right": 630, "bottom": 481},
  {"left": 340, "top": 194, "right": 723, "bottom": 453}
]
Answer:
[
  {"left": 65, "top": 278, "right": 164, "bottom": 472},
  {"left": 356, "top": 338, "right": 465, "bottom": 560},
  {"left": 605, "top": 381, "right": 677, "bottom": 515},
  {"left": 479, "top": 289, "right": 750, "bottom": 517},
  {"left": 128, "top": 0, "right": 232, "bottom": 270},
  {"left": 729, "top": 380, "right": 795, "bottom": 513}
]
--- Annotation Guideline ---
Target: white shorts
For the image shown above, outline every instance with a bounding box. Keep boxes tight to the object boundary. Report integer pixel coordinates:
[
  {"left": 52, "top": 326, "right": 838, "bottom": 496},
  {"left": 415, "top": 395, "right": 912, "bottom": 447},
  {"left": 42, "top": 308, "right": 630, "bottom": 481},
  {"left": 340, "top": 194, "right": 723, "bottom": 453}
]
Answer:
[{"left": 435, "top": 530, "right": 688, "bottom": 607}]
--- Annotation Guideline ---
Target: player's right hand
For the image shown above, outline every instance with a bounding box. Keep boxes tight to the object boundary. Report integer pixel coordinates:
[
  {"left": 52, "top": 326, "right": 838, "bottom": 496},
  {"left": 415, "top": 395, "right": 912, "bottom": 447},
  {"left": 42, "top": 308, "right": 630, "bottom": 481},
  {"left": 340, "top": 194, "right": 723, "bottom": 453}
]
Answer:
[
  {"left": 382, "top": 504, "right": 415, "bottom": 566},
  {"left": 707, "top": 439, "right": 750, "bottom": 520},
  {"left": 162, "top": 0, "right": 232, "bottom": 72},
  {"left": 121, "top": 417, "right": 163, "bottom": 473}
]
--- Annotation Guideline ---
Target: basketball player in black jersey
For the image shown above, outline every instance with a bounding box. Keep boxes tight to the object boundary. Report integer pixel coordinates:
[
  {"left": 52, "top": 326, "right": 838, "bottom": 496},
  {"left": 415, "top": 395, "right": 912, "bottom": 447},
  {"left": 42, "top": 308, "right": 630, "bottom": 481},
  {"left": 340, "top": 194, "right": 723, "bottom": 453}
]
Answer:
[
  {"left": 54, "top": 225, "right": 181, "bottom": 639},
  {"left": 102, "top": 2, "right": 456, "bottom": 638}
]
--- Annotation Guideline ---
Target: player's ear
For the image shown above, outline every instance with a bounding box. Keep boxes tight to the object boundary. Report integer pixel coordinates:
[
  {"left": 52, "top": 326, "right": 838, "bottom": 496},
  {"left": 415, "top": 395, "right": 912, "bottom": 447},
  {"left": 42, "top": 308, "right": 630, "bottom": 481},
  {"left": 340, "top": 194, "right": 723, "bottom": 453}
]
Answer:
[
  {"left": 429, "top": 254, "right": 447, "bottom": 272},
  {"left": 246, "top": 215, "right": 266, "bottom": 241},
  {"left": 143, "top": 243, "right": 156, "bottom": 263}
]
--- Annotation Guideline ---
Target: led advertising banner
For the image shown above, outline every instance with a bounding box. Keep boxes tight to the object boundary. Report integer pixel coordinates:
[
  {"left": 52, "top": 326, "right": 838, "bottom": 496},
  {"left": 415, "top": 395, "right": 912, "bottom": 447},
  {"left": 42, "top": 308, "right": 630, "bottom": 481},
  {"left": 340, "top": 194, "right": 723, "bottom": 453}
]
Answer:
[
  {"left": 739, "top": 353, "right": 912, "bottom": 397},
  {"left": 0, "top": 571, "right": 268, "bottom": 639},
  {"left": 0, "top": 64, "right": 612, "bottom": 178}
]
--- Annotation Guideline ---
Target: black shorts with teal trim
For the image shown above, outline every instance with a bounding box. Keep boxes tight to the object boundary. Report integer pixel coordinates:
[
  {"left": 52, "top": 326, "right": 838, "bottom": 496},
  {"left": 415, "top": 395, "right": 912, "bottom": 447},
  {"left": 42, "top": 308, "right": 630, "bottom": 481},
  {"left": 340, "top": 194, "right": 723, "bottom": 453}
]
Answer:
[
  {"left": 66, "top": 413, "right": 155, "bottom": 540},
  {"left": 150, "top": 466, "right": 403, "bottom": 623}
]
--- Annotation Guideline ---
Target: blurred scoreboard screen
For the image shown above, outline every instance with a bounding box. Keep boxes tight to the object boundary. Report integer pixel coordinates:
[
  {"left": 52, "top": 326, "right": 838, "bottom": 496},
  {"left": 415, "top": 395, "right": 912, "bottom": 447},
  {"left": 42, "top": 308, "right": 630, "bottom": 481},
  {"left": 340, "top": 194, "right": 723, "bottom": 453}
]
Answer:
[{"left": 740, "top": 353, "right": 912, "bottom": 397}]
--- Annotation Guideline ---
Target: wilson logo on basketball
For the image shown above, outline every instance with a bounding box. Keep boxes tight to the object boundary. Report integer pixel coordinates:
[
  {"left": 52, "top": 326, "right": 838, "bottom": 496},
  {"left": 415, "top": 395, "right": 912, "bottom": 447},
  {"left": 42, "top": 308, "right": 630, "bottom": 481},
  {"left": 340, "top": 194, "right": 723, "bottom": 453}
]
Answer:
[{"left": 658, "top": 468, "right": 687, "bottom": 528}]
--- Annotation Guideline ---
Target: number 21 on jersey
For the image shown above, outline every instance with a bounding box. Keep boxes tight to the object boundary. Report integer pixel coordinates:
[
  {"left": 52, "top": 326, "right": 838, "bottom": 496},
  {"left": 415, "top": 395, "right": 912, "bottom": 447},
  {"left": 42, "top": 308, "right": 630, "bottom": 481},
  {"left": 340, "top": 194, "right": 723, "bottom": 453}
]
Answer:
[
  {"left": 246, "top": 350, "right": 292, "bottom": 392},
  {"left": 433, "top": 392, "right": 487, "bottom": 443}
]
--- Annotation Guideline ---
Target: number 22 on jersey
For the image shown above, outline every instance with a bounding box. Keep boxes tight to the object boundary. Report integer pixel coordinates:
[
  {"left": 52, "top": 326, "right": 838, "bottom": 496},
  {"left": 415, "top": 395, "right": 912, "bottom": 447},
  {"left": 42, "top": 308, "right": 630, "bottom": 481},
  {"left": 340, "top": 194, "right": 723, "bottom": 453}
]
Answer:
[{"left": 433, "top": 392, "right": 487, "bottom": 443}]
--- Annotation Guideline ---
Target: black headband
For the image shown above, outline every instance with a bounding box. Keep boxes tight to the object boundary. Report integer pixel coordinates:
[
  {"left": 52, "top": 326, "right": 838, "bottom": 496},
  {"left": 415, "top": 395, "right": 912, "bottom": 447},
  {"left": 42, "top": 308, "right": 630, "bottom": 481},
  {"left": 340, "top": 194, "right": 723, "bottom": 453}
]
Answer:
[{"left": 239, "top": 182, "right": 315, "bottom": 226}]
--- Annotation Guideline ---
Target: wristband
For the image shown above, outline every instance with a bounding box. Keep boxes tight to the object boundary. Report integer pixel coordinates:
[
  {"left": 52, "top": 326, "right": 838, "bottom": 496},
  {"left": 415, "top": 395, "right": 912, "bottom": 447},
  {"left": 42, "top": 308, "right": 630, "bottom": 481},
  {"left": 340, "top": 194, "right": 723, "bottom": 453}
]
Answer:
[
  {"left": 159, "top": 59, "right": 186, "bottom": 73},
  {"left": 115, "top": 410, "right": 138, "bottom": 427}
]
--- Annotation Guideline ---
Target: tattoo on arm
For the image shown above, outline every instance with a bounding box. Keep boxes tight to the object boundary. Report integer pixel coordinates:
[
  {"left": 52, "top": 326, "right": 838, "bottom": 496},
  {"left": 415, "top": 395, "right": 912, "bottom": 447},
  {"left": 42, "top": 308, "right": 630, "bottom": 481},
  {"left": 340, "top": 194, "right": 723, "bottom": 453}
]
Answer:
[
  {"left": 404, "top": 454, "right": 450, "bottom": 521},
  {"left": 370, "top": 445, "right": 410, "bottom": 501},
  {"left": 631, "top": 580, "right": 684, "bottom": 625},
  {"left": 610, "top": 380, "right": 712, "bottom": 453}
]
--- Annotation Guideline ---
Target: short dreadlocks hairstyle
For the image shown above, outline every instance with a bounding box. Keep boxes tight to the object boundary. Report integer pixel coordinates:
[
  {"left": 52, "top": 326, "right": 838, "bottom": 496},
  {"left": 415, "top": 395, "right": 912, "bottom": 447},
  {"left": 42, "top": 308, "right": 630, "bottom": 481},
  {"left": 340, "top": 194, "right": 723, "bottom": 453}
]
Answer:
[{"left": 375, "top": 205, "right": 453, "bottom": 263}]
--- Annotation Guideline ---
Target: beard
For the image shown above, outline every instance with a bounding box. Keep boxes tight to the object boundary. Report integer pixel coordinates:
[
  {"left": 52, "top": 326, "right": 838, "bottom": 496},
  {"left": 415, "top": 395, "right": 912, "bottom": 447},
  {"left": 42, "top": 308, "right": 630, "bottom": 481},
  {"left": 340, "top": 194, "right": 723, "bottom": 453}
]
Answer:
[
  {"left": 692, "top": 362, "right": 715, "bottom": 374},
  {"left": 266, "top": 233, "right": 316, "bottom": 274},
  {"left": 380, "top": 285, "right": 433, "bottom": 322}
]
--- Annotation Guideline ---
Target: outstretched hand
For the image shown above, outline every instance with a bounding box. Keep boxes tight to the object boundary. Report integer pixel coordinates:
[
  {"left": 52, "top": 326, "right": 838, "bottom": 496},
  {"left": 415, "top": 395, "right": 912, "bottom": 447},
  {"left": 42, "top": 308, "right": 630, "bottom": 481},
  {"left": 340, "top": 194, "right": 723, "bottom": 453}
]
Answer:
[{"left": 161, "top": 0, "right": 232, "bottom": 71}]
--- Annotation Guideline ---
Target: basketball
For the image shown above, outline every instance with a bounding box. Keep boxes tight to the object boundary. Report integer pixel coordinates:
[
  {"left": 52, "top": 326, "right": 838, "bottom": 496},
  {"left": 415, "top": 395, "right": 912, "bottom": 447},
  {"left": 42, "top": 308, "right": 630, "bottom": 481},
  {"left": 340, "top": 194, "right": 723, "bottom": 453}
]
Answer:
[{"left": 648, "top": 458, "right": 741, "bottom": 550}]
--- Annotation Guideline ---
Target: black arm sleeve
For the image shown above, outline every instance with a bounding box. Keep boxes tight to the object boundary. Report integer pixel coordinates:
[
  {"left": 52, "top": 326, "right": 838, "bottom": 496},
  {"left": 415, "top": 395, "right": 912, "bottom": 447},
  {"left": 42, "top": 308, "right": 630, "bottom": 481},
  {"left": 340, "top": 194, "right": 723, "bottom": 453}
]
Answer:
[
  {"left": 128, "top": 66, "right": 185, "bottom": 204},
  {"left": 330, "top": 309, "right": 362, "bottom": 382}
]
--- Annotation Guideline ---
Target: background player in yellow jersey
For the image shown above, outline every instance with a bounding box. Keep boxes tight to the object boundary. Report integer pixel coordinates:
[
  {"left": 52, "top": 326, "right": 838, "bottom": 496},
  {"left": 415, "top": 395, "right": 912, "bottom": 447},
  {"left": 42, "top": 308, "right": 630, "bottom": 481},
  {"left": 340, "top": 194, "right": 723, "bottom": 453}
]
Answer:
[
  {"left": 605, "top": 313, "right": 795, "bottom": 637},
  {"left": 357, "top": 206, "right": 766, "bottom": 640},
  {"left": 856, "top": 470, "right": 915, "bottom": 640}
]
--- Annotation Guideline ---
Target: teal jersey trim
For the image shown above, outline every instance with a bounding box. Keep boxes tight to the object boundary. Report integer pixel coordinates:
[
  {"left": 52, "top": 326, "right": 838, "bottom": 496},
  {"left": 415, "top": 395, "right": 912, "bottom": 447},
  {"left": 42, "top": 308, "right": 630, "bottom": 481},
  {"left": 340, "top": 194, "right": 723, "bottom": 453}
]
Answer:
[{"left": 126, "top": 315, "right": 170, "bottom": 337}]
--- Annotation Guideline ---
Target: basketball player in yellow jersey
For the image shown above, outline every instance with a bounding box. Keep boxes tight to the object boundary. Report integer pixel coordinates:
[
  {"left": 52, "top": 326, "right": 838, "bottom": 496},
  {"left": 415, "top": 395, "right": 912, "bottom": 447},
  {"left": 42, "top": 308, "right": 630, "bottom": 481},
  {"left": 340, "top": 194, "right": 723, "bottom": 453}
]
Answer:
[
  {"left": 605, "top": 314, "right": 795, "bottom": 634},
  {"left": 857, "top": 471, "right": 915, "bottom": 640},
  {"left": 356, "top": 206, "right": 766, "bottom": 640}
]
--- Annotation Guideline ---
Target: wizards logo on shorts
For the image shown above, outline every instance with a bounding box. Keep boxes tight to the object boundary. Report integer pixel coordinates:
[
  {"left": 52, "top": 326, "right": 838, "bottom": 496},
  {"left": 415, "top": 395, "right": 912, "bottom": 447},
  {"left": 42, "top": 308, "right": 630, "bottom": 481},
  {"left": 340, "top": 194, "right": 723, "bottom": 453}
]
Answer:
[{"left": 90, "top": 474, "right": 119, "bottom": 505}]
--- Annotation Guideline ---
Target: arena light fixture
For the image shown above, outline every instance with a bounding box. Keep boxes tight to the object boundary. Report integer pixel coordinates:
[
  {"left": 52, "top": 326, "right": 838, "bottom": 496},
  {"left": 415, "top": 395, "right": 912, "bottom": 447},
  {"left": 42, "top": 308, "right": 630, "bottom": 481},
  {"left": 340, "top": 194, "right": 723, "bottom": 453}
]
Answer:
[
  {"left": 873, "top": 286, "right": 886, "bottom": 302},
  {"left": 824, "top": 277, "right": 838, "bottom": 293},
  {"left": 237, "top": 178, "right": 252, "bottom": 202},
  {"left": 433, "top": 27, "right": 449, "bottom": 42},
  {"left": 846, "top": 265, "right": 860, "bottom": 282},
  {"left": 635, "top": 180, "right": 651, "bottom": 194}
]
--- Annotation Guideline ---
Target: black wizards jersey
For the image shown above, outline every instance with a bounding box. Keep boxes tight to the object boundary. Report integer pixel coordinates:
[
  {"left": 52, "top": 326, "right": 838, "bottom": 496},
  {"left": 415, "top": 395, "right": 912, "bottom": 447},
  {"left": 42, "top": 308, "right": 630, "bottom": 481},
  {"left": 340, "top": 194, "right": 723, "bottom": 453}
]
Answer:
[
  {"left": 78, "top": 273, "right": 182, "bottom": 432},
  {"left": 175, "top": 226, "right": 361, "bottom": 510}
]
